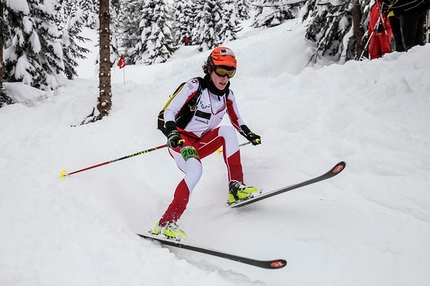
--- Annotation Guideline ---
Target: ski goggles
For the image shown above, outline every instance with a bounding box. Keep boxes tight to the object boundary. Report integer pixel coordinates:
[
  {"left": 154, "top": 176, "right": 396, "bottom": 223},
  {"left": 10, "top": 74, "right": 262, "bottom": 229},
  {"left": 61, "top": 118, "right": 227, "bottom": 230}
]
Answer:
[{"left": 213, "top": 66, "right": 236, "bottom": 78}]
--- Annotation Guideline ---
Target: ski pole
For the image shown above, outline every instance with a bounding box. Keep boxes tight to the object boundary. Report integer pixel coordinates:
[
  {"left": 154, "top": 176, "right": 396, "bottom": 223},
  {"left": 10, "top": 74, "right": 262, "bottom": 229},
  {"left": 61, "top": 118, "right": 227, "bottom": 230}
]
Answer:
[
  {"left": 239, "top": 141, "right": 252, "bottom": 147},
  {"left": 59, "top": 144, "right": 167, "bottom": 178},
  {"left": 359, "top": 17, "right": 379, "bottom": 60},
  {"left": 216, "top": 141, "right": 252, "bottom": 153}
]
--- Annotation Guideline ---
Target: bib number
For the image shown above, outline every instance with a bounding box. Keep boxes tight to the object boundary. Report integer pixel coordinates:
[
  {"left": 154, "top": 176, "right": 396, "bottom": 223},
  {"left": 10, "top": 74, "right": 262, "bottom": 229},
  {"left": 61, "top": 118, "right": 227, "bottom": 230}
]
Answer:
[{"left": 180, "top": 146, "right": 199, "bottom": 161}]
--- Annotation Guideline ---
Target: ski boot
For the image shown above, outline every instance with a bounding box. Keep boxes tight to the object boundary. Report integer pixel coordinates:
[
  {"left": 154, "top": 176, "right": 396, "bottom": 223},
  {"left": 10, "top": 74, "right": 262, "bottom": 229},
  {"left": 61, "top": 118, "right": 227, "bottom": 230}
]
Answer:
[
  {"left": 151, "top": 221, "right": 187, "bottom": 241},
  {"left": 228, "top": 180, "right": 259, "bottom": 204}
]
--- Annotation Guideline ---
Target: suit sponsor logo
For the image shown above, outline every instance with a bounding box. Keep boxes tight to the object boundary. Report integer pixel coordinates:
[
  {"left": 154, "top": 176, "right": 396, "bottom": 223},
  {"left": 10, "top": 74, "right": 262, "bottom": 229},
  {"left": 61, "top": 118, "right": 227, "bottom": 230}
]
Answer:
[
  {"left": 195, "top": 118, "right": 209, "bottom": 124},
  {"left": 199, "top": 101, "right": 210, "bottom": 109}
]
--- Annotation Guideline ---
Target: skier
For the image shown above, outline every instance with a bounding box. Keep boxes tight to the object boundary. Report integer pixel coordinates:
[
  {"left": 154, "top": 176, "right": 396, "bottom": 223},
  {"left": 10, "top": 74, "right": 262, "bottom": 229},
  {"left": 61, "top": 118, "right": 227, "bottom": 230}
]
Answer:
[
  {"left": 367, "top": 0, "right": 393, "bottom": 59},
  {"left": 151, "top": 46, "right": 261, "bottom": 240}
]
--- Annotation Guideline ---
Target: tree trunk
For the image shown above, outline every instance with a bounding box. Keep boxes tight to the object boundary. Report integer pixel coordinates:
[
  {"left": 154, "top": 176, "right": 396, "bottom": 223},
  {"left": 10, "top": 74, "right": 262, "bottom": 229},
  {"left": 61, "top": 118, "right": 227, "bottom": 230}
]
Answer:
[
  {"left": 97, "top": 0, "right": 112, "bottom": 119},
  {"left": 351, "top": 0, "right": 365, "bottom": 60}
]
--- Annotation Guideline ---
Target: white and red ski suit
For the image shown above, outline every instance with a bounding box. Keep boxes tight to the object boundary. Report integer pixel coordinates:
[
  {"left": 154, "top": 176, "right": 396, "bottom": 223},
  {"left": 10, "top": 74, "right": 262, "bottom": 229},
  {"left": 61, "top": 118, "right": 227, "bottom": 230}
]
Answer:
[{"left": 159, "top": 77, "right": 249, "bottom": 225}]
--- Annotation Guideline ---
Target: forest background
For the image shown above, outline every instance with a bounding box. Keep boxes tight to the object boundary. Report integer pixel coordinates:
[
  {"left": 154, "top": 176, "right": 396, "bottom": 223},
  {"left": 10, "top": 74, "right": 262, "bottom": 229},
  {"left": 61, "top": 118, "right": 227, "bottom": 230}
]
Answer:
[{"left": 1, "top": 0, "right": 385, "bottom": 99}]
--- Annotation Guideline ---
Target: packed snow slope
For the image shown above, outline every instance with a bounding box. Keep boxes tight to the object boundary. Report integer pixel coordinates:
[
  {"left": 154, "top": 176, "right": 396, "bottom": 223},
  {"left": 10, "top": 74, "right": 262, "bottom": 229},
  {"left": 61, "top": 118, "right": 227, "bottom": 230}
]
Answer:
[{"left": 1, "top": 20, "right": 429, "bottom": 286}]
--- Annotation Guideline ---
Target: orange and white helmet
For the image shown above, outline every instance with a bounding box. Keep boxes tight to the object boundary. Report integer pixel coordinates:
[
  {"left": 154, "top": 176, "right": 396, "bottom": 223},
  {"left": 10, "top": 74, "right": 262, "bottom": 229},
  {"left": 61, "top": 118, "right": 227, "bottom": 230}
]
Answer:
[{"left": 208, "top": 46, "right": 237, "bottom": 69}]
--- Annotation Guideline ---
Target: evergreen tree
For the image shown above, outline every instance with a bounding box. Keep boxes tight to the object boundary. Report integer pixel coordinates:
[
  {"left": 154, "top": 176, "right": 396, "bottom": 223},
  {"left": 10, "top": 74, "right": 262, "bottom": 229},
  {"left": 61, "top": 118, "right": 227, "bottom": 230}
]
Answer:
[
  {"left": 236, "top": 0, "right": 251, "bottom": 21},
  {"left": 139, "top": 0, "right": 177, "bottom": 65},
  {"left": 220, "top": 0, "right": 242, "bottom": 42},
  {"left": 193, "top": 0, "right": 221, "bottom": 51},
  {"left": 3, "top": 0, "right": 65, "bottom": 90},
  {"left": 172, "top": 0, "right": 195, "bottom": 45},
  {"left": 109, "top": 0, "right": 121, "bottom": 65},
  {"left": 117, "top": 0, "right": 146, "bottom": 64},
  {"left": 252, "top": 0, "right": 297, "bottom": 28},
  {"left": 0, "top": 1, "right": 13, "bottom": 107},
  {"left": 78, "top": 0, "right": 99, "bottom": 28},
  {"left": 118, "top": 0, "right": 177, "bottom": 65},
  {"left": 59, "top": 6, "right": 90, "bottom": 79},
  {"left": 193, "top": 0, "right": 241, "bottom": 51},
  {"left": 303, "top": 0, "right": 357, "bottom": 63}
]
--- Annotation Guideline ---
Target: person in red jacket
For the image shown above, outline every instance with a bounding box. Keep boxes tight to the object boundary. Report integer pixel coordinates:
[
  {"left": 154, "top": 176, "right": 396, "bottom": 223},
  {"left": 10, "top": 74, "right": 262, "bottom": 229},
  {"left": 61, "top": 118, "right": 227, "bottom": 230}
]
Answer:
[
  {"left": 151, "top": 46, "right": 261, "bottom": 240},
  {"left": 368, "top": 0, "right": 393, "bottom": 59}
]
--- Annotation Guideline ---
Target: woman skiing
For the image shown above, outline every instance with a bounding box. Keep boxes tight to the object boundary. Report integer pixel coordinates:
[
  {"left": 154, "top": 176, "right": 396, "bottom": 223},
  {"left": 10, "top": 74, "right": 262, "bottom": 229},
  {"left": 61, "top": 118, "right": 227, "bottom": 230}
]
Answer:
[{"left": 151, "top": 46, "right": 261, "bottom": 240}]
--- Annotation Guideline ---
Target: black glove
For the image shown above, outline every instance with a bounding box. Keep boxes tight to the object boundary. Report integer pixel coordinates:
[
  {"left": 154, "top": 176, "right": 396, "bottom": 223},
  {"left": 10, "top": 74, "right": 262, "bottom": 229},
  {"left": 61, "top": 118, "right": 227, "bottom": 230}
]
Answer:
[
  {"left": 167, "top": 130, "right": 184, "bottom": 148},
  {"left": 165, "top": 121, "right": 184, "bottom": 148},
  {"left": 246, "top": 132, "right": 261, "bottom": 145},
  {"left": 241, "top": 125, "right": 261, "bottom": 146}
]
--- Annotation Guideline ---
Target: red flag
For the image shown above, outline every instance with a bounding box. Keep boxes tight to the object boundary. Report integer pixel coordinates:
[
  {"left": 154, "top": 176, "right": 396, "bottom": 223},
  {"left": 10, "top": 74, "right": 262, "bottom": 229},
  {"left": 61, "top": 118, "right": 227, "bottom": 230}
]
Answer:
[{"left": 118, "top": 55, "right": 126, "bottom": 69}]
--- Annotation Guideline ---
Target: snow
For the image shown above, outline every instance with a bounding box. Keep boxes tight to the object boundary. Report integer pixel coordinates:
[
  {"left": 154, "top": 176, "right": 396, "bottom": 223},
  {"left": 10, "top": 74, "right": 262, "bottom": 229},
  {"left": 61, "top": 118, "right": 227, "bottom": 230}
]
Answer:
[
  {"left": 30, "top": 31, "right": 41, "bottom": 53},
  {"left": 3, "top": 82, "right": 46, "bottom": 106},
  {"left": 6, "top": 0, "right": 29, "bottom": 13},
  {"left": 1, "top": 20, "right": 430, "bottom": 286},
  {"left": 15, "top": 54, "right": 33, "bottom": 86}
]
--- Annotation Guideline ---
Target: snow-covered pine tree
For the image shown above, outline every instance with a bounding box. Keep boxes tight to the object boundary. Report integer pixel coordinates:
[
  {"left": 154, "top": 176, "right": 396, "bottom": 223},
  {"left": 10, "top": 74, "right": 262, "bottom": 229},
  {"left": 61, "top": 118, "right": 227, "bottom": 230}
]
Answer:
[
  {"left": 303, "top": 0, "right": 359, "bottom": 63},
  {"left": 109, "top": 0, "right": 121, "bottom": 65},
  {"left": 235, "top": 0, "right": 252, "bottom": 21},
  {"left": 117, "top": 0, "right": 146, "bottom": 64},
  {"left": 118, "top": 0, "right": 176, "bottom": 65},
  {"left": 58, "top": 5, "right": 90, "bottom": 79},
  {"left": 139, "top": 0, "right": 177, "bottom": 65},
  {"left": 234, "top": 0, "right": 251, "bottom": 21},
  {"left": 78, "top": 0, "right": 99, "bottom": 28},
  {"left": 193, "top": 0, "right": 221, "bottom": 51},
  {"left": 193, "top": 0, "right": 241, "bottom": 51},
  {"left": 252, "top": 0, "right": 297, "bottom": 28},
  {"left": 0, "top": 1, "right": 13, "bottom": 107},
  {"left": 3, "top": 0, "right": 65, "bottom": 90},
  {"left": 172, "top": 0, "right": 195, "bottom": 46},
  {"left": 222, "top": 0, "right": 242, "bottom": 41}
]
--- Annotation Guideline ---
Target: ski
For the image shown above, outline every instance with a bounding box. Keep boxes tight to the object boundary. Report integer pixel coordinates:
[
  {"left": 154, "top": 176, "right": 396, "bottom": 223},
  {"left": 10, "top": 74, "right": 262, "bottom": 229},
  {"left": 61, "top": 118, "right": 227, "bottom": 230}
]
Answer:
[
  {"left": 229, "top": 161, "right": 346, "bottom": 208},
  {"left": 137, "top": 232, "right": 287, "bottom": 269}
]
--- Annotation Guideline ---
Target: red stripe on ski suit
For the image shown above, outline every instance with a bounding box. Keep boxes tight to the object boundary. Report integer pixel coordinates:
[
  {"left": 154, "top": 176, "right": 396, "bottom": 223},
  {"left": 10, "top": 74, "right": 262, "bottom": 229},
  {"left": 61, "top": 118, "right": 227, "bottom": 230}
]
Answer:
[{"left": 159, "top": 126, "right": 243, "bottom": 226}]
